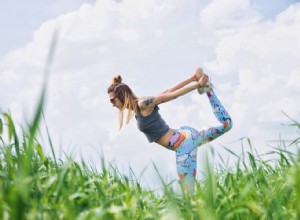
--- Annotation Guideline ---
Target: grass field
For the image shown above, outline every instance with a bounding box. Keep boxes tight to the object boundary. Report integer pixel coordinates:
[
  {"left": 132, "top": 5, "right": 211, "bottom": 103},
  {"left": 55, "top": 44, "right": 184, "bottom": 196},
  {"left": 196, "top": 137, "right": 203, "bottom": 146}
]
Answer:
[{"left": 0, "top": 88, "right": 299, "bottom": 219}]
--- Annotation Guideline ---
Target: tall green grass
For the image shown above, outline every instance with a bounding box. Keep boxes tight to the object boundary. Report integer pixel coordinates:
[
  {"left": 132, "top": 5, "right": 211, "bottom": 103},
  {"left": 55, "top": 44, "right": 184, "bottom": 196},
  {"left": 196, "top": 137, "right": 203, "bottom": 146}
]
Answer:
[{"left": 0, "top": 100, "right": 300, "bottom": 220}]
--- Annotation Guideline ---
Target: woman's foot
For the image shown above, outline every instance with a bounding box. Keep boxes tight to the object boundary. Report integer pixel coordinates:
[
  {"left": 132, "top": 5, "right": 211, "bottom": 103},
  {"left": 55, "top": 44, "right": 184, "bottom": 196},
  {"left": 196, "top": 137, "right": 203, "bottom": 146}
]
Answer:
[{"left": 197, "top": 74, "right": 212, "bottom": 94}]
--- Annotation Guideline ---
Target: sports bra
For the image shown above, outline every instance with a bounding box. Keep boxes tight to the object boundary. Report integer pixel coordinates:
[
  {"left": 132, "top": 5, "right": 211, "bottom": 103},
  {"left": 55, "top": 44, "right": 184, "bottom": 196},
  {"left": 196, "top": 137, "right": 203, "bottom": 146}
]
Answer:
[{"left": 136, "top": 105, "right": 169, "bottom": 142}]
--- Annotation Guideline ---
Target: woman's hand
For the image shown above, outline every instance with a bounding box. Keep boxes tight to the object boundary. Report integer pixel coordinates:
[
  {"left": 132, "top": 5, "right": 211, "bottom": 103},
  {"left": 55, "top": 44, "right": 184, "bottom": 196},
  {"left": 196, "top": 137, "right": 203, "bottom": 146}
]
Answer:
[
  {"left": 192, "top": 67, "right": 203, "bottom": 82},
  {"left": 197, "top": 74, "right": 209, "bottom": 87}
]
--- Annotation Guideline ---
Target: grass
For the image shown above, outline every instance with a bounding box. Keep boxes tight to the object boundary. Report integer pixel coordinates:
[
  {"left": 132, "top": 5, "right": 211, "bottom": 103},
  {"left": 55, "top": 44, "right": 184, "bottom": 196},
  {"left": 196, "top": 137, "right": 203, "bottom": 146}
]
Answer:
[
  {"left": 0, "top": 37, "right": 299, "bottom": 219},
  {"left": 0, "top": 95, "right": 300, "bottom": 220}
]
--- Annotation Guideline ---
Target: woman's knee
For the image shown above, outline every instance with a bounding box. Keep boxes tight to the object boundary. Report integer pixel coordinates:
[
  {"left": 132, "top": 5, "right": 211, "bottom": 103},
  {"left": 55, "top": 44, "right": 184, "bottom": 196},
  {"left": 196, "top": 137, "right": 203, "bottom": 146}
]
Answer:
[{"left": 224, "top": 117, "right": 233, "bottom": 132}]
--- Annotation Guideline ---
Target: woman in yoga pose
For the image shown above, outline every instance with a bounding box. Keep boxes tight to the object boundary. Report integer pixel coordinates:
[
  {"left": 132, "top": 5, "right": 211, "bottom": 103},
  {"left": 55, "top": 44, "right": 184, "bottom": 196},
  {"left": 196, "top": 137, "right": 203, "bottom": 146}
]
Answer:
[{"left": 107, "top": 67, "right": 232, "bottom": 193}]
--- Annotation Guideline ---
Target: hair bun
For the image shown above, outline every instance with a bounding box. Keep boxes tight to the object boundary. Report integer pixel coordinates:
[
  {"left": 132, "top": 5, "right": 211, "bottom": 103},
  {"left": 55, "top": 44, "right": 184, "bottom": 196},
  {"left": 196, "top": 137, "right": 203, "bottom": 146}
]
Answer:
[{"left": 112, "top": 75, "right": 122, "bottom": 84}]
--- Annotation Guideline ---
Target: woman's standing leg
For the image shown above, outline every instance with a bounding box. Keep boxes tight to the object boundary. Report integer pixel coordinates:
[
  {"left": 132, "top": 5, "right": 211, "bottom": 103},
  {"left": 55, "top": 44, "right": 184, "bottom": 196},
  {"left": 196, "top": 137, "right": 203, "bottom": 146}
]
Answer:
[
  {"left": 176, "top": 143, "right": 197, "bottom": 194},
  {"left": 169, "top": 128, "right": 199, "bottom": 194}
]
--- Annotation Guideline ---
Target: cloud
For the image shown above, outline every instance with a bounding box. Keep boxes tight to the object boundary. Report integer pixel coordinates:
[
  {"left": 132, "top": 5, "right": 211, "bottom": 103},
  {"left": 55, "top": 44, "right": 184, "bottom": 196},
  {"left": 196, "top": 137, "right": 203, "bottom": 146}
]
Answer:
[
  {"left": 1, "top": 0, "right": 299, "bottom": 190},
  {"left": 200, "top": 2, "right": 300, "bottom": 145},
  {"left": 200, "top": 0, "right": 261, "bottom": 28}
]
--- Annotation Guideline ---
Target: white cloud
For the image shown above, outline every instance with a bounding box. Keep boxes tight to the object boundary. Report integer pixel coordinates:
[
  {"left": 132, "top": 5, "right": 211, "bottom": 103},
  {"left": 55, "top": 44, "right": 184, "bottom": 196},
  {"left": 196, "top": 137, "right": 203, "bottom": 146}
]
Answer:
[
  {"left": 200, "top": 0, "right": 261, "bottom": 28},
  {"left": 200, "top": 1, "right": 300, "bottom": 146},
  {"left": 1, "top": 0, "right": 300, "bottom": 190}
]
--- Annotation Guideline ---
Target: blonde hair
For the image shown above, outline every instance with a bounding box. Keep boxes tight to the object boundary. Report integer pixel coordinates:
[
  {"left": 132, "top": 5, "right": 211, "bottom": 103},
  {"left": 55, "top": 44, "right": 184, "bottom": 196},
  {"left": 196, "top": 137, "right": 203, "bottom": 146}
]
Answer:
[{"left": 107, "top": 75, "right": 138, "bottom": 129}]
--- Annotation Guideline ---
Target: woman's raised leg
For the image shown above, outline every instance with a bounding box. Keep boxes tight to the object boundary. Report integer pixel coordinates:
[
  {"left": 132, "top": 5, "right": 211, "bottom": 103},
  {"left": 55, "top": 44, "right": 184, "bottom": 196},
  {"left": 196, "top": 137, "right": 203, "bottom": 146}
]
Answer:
[{"left": 198, "top": 89, "right": 233, "bottom": 145}]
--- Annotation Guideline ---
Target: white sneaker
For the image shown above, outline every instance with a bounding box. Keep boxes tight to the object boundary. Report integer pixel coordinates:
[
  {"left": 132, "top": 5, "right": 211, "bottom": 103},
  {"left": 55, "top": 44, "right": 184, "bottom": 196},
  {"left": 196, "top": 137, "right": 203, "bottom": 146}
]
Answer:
[{"left": 197, "top": 77, "right": 213, "bottom": 95}]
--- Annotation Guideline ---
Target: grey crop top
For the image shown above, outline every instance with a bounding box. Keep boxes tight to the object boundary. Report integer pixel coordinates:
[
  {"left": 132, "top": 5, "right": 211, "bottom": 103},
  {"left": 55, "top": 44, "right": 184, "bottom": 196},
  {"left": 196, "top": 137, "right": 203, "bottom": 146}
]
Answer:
[{"left": 136, "top": 105, "right": 170, "bottom": 143}]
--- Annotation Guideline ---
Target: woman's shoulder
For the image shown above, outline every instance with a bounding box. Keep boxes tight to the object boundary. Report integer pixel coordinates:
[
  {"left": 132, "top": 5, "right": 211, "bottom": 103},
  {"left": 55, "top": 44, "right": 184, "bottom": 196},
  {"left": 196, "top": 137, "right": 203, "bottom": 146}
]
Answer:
[
  {"left": 138, "top": 96, "right": 156, "bottom": 108},
  {"left": 137, "top": 96, "right": 157, "bottom": 116}
]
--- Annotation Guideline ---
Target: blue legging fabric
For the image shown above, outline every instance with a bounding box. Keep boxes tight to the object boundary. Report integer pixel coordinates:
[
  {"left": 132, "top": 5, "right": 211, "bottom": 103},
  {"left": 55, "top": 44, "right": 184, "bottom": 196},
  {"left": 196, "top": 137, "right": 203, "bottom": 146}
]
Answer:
[{"left": 167, "top": 90, "right": 233, "bottom": 193}]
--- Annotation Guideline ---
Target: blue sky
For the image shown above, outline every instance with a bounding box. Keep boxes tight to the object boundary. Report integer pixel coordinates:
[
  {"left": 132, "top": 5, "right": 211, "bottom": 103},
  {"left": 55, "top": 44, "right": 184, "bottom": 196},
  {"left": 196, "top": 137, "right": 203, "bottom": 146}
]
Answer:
[{"left": 1, "top": 0, "right": 299, "bottom": 190}]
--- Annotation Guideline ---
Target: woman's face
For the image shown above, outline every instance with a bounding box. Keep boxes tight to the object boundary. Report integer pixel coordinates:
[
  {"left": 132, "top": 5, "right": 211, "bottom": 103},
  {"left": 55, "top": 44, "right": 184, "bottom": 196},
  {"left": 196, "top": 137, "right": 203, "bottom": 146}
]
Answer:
[{"left": 109, "top": 92, "right": 122, "bottom": 109}]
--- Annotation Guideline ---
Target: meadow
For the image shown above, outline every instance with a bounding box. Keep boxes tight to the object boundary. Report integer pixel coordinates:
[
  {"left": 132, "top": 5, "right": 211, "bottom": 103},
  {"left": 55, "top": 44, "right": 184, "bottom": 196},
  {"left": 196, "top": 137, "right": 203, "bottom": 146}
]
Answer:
[{"left": 0, "top": 85, "right": 299, "bottom": 220}]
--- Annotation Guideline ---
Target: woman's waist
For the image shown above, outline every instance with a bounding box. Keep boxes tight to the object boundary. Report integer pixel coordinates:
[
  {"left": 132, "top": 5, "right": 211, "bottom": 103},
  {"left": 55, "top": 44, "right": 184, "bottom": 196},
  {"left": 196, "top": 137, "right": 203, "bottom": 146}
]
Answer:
[
  {"left": 155, "top": 128, "right": 175, "bottom": 148},
  {"left": 156, "top": 126, "right": 199, "bottom": 150}
]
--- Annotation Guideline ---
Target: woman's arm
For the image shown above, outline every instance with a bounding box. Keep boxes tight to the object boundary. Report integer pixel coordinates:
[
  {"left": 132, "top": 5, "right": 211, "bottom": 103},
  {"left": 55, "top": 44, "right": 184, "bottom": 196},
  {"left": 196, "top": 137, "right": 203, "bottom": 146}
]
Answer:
[
  {"left": 158, "top": 75, "right": 195, "bottom": 95},
  {"left": 158, "top": 67, "right": 204, "bottom": 95},
  {"left": 155, "top": 83, "right": 199, "bottom": 104},
  {"left": 139, "top": 75, "right": 208, "bottom": 110}
]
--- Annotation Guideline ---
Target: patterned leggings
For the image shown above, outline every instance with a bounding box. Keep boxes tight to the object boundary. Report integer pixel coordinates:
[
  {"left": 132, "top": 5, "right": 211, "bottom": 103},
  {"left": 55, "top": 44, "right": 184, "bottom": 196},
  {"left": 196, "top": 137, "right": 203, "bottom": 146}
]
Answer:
[{"left": 168, "top": 90, "right": 232, "bottom": 193}]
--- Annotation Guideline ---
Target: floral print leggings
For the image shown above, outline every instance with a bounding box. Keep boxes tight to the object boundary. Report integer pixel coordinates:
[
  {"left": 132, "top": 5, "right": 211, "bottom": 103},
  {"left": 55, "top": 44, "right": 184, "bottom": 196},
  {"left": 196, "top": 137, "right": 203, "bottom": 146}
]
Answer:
[{"left": 168, "top": 90, "right": 233, "bottom": 193}]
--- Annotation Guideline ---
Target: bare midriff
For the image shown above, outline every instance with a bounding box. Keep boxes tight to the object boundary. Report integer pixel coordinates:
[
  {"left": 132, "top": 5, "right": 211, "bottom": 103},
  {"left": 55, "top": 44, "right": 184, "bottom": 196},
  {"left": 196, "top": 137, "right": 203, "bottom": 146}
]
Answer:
[{"left": 155, "top": 128, "right": 175, "bottom": 148}]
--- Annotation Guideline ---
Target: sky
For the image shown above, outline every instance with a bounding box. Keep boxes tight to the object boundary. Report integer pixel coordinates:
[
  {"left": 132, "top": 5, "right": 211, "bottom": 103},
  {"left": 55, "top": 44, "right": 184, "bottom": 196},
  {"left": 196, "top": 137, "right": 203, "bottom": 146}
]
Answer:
[{"left": 1, "top": 0, "right": 300, "bottom": 190}]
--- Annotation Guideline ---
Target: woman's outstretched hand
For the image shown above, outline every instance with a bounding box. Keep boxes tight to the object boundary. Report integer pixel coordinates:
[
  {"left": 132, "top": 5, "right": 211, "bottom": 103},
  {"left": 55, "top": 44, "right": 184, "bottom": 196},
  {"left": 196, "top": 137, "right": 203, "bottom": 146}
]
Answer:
[
  {"left": 197, "top": 74, "right": 209, "bottom": 87},
  {"left": 192, "top": 67, "right": 203, "bottom": 82}
]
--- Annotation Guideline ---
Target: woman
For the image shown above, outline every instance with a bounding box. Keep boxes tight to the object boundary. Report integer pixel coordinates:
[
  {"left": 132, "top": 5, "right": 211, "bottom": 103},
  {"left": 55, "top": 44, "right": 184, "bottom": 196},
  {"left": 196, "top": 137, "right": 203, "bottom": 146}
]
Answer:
[{"left": 107, "top": 67, "right": 232, "bottom": 193}]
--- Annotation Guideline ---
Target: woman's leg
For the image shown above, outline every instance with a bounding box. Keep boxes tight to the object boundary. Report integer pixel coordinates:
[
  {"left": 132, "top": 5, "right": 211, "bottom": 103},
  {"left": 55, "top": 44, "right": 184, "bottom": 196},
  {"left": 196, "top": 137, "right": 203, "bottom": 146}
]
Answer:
[
  {"left": 174, "top": 89, "right": 232, "bottom": 193},
  {"left": 176, "top": 146, "right": 197, "bottom": 194},
  {"left": 198, "top": 89, "right": 233, "bottom": 145},
  {"left": 169, "top": 128, "right": 199, "bottom": 194}
]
